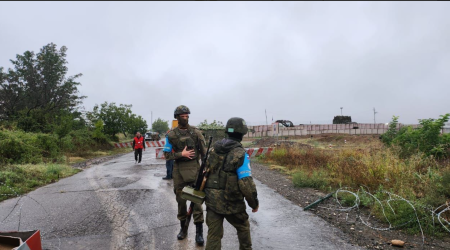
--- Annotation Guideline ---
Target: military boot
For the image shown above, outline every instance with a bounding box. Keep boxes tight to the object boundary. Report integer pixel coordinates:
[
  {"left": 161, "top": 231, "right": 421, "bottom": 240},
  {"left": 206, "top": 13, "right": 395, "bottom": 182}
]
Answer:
[
  {"left": 177, "top": 220, "right": 187, "bottom": 240},
  {"left": 195, "top": 223, "right": 204, "bottom": 245}
]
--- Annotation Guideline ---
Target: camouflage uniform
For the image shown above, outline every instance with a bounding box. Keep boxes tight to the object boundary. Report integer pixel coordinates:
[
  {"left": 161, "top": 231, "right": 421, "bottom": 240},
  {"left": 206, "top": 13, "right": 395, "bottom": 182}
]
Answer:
[
  {"left": 163, "top": 125, "right": 207, "bottom": 224},
  {"left": 204, "top": 137, "right": 259, "bottom": 250}
]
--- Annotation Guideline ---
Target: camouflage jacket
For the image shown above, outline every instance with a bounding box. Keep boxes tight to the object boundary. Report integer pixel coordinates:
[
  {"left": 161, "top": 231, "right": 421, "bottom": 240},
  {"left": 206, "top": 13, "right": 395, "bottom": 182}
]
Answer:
[
  {"left": 204, "top": 138, "right": 259, "bottom": 214},
  {"left": 163, "top": 125, "right": 206, "bottom": 161},
  {"left": 163, "top": 125, "right": 206, "bottom": 183}
]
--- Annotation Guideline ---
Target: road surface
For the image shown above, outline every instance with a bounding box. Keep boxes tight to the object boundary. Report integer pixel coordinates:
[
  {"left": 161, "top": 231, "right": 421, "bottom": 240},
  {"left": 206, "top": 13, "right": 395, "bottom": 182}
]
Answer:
[{"left": 0, "top": 148, "right": 360, "bottom": 250}]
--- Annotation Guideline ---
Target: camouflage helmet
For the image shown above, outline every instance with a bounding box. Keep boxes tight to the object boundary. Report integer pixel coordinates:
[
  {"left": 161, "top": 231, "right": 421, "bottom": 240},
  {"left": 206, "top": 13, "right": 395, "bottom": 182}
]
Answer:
[
  {"left": 225, "top": 117, "right": 248, "bottom": 135},
  {"left": 174, "top": 105, "right": 190, "bottom": 118}
]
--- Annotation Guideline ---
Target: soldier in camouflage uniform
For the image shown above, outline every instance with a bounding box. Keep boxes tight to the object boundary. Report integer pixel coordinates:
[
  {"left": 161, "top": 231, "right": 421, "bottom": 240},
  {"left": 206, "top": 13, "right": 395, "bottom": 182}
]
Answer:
[
  {"left": 204, "top": 117, "right": 259, "bottom": 250},
  {"left": 163, "top": 105, "right": 207, "bottom": 245}
]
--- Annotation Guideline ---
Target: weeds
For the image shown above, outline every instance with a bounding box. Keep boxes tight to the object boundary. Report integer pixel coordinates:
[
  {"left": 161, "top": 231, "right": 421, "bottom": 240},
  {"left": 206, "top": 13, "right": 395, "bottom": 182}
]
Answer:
[
  {"left": 0, "top": 164, "right": 80, "bottom": 202},
  {"left": 292, "top": 170, "right": 328, "bottom": 189},
  {"left": 263, "top": 144, "right": 450, "bottom": 235}
]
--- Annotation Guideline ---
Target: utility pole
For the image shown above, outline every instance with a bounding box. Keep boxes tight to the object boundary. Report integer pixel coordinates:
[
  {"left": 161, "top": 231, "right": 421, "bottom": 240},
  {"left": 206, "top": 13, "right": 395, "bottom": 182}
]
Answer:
[
  {"left": 151, "top": 111, "right": 153, "bottom": 130},
  {"left": 373, "top": 108, "right": 378, "bottom": 124},
  {"left": 340, "top": 107, "right": 343, "bottom": 116}
]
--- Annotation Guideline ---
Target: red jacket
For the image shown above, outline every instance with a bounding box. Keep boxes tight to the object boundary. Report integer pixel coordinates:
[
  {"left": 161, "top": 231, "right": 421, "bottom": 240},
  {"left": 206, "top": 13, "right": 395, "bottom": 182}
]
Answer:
[{"left": 133, "top": 136, "right": 145, "bottom": 149}]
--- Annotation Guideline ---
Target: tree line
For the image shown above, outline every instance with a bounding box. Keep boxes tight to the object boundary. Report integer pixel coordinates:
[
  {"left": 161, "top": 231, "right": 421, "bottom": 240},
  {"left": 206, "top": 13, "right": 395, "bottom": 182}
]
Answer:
[{"left": 0, "top": 43, "right": 148, "bottom": 143}]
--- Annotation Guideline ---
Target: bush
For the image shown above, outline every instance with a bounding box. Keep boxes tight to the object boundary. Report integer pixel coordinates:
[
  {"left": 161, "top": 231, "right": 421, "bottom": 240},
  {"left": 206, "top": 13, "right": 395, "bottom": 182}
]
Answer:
[
  {"left": 0, "top": 164, "right": 80, "bottom": 201},
  {"left": 292, "top": 170, "right": 328, "bottom": 189},
  {"left": 382, "top": 114, "right": 450, "bottom": 158},
  {"left": 0, "top": 130, "right": 59, "bottom": 164},
  {"left": 0, "top": 128, "right": 112, "bottom": 164},
  {"left": 92, "top": 120, "right": 108, "bottom": 143}
]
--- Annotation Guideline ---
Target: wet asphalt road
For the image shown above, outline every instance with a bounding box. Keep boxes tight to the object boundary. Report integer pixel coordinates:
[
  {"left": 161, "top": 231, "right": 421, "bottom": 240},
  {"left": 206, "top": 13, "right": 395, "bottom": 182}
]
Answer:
[{"left": 0, "top": 148, "right": 360, "bottom": 250}]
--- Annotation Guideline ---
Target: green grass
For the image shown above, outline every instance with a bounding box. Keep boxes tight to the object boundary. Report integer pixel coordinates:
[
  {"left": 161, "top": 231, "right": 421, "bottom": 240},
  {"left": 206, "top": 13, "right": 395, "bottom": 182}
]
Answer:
[
  {"left": 262, "top": 145, "right": 450, "bottom": 236},
  {"left": 0, "top": 144, "right": 129, "bottom": 202},
  {"left": 292, "top": 170, "right": 329, "bottom": 189},
  {"left": 0, "top": 164, "right": 80, "bottom": 202}
]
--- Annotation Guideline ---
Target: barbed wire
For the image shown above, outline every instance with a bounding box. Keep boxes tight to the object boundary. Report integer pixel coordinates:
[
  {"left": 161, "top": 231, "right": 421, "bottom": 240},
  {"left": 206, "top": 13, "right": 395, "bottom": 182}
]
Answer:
[
  {"left": 2, "top": 181, "right": 449, "bottom": 248},
  {"left": 321, "top": 186, "right": 450, "bottom": 247}
]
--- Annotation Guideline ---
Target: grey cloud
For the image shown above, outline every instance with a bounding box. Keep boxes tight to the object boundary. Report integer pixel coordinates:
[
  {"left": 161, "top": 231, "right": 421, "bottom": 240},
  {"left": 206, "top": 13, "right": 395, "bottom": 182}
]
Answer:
[{"left": 1, "top": 2, "right": 449, "bottom": 127}]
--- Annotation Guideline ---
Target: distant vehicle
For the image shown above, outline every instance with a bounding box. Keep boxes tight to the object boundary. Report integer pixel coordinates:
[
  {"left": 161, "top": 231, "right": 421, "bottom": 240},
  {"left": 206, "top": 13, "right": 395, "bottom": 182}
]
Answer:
[
  {"left": 275, "top": 120, "right": 295, "bottom": 127},
  {"left": 145, "top": 132, "right": 161, "bottom": 141}
]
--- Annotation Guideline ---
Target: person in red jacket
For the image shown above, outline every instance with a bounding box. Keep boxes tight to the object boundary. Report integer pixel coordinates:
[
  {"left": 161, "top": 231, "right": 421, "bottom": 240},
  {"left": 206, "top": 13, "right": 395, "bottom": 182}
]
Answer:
[{"left": 132, "top": 132, "right": 146, "bottom": 164}]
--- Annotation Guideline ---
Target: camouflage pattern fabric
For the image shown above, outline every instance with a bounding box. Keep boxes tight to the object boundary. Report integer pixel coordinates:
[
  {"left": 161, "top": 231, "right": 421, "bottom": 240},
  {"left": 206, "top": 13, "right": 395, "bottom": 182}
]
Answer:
[
  {"left": 163, "top": 126, "right": 206, "bottom": 164},
  {"left": 173, "top": 160, "right": 204, "bottom": 223},
  {"left": 225, "top": 117, "right": 248, "bottom": 135},
  {"left": 174, "top": 105, "right": 191, "bottom": 118},
  {"left": 204, "top": 139, "right": 259, "bottom": 215},
  {"left": 205, "top": 208, "right": 252, "bottom": 250},
  {"left": 163, "top": 125, "right": 207, "bottom": 223},
  {"left": 204, "top": 138, "right": 259, "bottom": 249}
]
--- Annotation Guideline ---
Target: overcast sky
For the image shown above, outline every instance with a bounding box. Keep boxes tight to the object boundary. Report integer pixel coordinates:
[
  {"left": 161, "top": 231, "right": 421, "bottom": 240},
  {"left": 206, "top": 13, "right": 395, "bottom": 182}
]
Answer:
[{"left": 1, "top": 2, "right": 449, "bottom": 127}]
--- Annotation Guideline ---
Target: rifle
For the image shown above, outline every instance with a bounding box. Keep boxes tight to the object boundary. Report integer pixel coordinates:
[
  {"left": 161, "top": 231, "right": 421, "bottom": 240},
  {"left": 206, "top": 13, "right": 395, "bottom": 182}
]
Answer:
[{"left": 181, "top": 136, "right": 213, "bottom": 236}]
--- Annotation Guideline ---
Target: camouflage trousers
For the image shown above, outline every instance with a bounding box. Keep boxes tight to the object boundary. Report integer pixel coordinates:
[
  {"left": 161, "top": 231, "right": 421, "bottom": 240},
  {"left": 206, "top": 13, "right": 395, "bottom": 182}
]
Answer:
[
  {"left": 205, "top": 208, "right": 252, "bottom": 250},
  {"left": 173, "top": 165, "right": 204, "bottom": 223}
]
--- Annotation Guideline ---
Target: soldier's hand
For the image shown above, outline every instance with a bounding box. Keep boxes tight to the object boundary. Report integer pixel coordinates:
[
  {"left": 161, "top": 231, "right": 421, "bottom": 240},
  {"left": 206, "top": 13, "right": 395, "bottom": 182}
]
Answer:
[
  {"left": 181, "top": 146, "right": 195, "bottom": 159},
  {"left": 252, "top": 206, "right": 259, "bottom": 213}
]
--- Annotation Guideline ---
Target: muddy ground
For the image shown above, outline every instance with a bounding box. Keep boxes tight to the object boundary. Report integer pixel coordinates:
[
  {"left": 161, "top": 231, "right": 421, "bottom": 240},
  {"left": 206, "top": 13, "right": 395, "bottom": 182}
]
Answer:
[{"left": 251, "top": 161, "right": 450, "bottom": 249}]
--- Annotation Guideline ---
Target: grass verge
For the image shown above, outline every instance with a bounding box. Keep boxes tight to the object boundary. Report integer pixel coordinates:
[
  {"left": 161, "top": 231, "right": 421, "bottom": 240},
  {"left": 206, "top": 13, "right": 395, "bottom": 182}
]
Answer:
[
  {"left": 261, "top": 145, "right": 450, "bottom": 236},
  {"left": 0, "top": 146, "right": 130, "bottom": 202},
  {"left": 0, "top": 164, "right": 80, "bottom": 202}
]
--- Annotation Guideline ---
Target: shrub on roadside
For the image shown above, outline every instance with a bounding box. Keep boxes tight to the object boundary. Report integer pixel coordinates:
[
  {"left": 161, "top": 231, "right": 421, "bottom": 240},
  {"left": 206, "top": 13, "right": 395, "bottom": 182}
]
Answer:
[
  {"left": 0, "top": 164, "right": 80, "bottom": 201},
  {"left": 0, "top": 128, "right": 113, "bottom": 164},
  {"left": 0, "top": 130, "right": 59, "bottom": 164},
  {"left": 264, "top": 145, "right": 449, "bottom": 203},
  {"left": 292, "top": 170, "right": 328, "bottom": 189},
  {"left": 382, "top": 114, "right": 450, "bottom": 158}
]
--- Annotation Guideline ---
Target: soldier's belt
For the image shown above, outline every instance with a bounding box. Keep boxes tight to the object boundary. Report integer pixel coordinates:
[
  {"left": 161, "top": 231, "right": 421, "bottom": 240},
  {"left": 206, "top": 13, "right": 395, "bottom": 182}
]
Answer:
[{"left": 181, "top": 186, "right": 205, "bottom": 204}]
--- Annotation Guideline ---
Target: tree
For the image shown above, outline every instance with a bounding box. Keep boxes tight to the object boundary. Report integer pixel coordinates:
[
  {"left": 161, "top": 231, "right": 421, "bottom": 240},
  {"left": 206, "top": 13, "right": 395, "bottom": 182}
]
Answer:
[
  {"left": 152, "top": 118, "right": 169, "bottom": 134},
  {"left": 197, "top": 119, "right": 225, "bottom": 130},
  {"left": 382, "top": 114, "right": 450, "bottom": 158},
  {"left": 127, "top": 114, "right": 148, "bottom": 135},
  {"left": 380, "top": 116, "right": 399, "bottom": 146},
  {"left": 92, "top": 120, "right": 107, "bottom": 143},
  {"left": 86, "top": 102, "right": 148, "bottom": 139},
  {"left": 0, "top": 43, "right": 85, "bottom": 129}
]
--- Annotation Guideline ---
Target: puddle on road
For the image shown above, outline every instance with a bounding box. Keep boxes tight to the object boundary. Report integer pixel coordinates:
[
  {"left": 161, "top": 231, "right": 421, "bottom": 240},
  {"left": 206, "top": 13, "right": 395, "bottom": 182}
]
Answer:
[
  {"left": 116, "top": 165, "right": 167, "bottom": 190},
  {"left": 109, "top": 177, "right": 140, "bottom": 188}
]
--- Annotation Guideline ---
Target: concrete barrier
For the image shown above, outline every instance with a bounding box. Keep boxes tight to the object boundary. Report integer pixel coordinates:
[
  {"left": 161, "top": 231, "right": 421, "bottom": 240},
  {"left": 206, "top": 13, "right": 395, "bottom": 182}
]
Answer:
[
  {"left": 155, "top": 148, "right": 165, "bottom": 159},
  {"left": 245, "top": 123, "right": 426, "bottom": 138}
]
